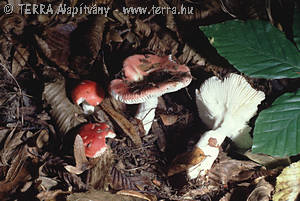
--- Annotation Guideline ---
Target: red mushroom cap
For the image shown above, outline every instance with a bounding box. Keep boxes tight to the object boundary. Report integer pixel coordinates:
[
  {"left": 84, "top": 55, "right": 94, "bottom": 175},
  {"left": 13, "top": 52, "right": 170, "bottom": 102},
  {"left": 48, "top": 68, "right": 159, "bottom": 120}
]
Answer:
[
  {"left": 109, "top": 54, "right": 192, "bottom": 104},
  {"left": 71, "top": 80, "right": 105, "bottom": 107},
  {"left": 78, "top": 123, "right": 116, "bottom": 158}
]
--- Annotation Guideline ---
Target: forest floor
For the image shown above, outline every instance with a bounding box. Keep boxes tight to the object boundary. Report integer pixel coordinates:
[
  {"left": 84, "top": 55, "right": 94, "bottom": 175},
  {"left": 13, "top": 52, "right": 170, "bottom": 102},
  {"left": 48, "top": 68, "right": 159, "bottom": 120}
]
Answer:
[{"left": 0, "top": 0, "right": 299, "bottom": 200}]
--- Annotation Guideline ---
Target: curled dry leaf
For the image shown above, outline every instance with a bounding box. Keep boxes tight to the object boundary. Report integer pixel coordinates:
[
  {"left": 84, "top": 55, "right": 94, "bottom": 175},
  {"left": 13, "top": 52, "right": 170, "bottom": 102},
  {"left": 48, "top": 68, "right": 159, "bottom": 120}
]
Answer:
[
  {"left": 168, "top": 147, "right": 206, "bottom": 177},
  {"left": 64, "top": 135, "right": 91, "bottom": 175},
  {"left": 247, "top": 178, "right": 273, "bottom": 201},
  {"left": 117, "top": 190, "right": 157, "bottom": 201},
  {"left": 273, "top": 161, "right": 300, "bottom": 201},
  {"left": 100, "top": 98, "right": 142, "bottom": 146},
  {"left": 36, "top": 129, "right": 50, "bottom": 149},
  {"left": 43, "top": 79, "right": 87, "bottom": 135}
]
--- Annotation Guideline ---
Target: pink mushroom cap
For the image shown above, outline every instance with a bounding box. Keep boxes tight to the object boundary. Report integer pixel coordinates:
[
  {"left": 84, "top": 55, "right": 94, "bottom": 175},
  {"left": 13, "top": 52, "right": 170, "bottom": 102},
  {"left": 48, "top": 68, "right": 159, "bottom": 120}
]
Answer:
[
  {"left": 109, "top": 54, "right": 192, "bottom": 104},
  {"left": 78, "top": 123, "right": 116, "bottom": 158}
]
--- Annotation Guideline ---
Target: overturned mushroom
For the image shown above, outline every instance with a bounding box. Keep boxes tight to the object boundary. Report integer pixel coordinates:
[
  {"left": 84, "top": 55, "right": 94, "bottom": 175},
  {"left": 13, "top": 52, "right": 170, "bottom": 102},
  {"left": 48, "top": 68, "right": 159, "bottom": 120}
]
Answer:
[
  {"left": 78, "top": 123, "right": 116, "bottom": 158},
  {"left": 188, "top": 73, "right": 265, "bottom": 179},
  {"left": 109, "top": 54, "right": 192, "bottom": 134},
  {"left": 71, "top": 80, "right": 105, "bottom": 114}
]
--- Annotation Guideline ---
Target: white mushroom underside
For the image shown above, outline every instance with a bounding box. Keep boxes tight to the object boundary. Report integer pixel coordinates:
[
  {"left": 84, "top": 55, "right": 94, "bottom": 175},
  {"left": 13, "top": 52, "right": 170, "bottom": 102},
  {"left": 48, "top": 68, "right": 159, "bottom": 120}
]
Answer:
[
  {"left": 195, "top": 73, "right": 265, "bottom": 148},
  {"left": 189, "top": 73, "right": 265, "bottom": 179}
]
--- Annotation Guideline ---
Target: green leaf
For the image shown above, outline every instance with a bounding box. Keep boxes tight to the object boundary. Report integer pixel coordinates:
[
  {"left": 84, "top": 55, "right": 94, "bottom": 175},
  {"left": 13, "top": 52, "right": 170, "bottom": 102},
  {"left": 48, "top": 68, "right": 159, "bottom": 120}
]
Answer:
[
  {"left": 252, "top": 89, "right": 300, "bottom": 157},
  {"left": 294, "top": 8, "right": 300, "bottom": 49},
  {"left": 200, "top": 20, "right": 300, "bottom": 79}
]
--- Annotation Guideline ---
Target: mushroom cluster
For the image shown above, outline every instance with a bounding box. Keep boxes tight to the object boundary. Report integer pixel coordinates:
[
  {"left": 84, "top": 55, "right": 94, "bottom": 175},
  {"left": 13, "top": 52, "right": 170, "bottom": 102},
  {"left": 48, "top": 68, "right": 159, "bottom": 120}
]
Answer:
[
  {"left": 71, "top": 81, "right": 115, "bottom": 158},
  {"left": 188, "top": 73, "right": 265, "bottom": 179},
  {"left": 109, "top": 54, "right": 192, "bottom": 134}
]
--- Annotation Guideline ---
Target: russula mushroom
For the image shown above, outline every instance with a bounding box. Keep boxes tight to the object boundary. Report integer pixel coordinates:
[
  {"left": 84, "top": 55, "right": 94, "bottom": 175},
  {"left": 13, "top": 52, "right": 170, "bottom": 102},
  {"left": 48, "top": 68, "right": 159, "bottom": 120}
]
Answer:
[
  {"left": 109, "top": 54, "right": 192, "bottom": 134},
  {"left": 78, "top": 123, "right": 116, "bottom": 158},
  {"left": 71, "top": 80, "right": 105, "bottom": 113},
  {"left": 188, "top": 73, "right": 265, "bottom": 179}
]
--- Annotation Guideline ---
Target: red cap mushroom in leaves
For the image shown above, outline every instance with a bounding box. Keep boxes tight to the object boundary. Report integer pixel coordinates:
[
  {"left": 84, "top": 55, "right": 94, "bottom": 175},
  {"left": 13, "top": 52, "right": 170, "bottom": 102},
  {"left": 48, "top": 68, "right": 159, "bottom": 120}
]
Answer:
[
  {"left": 109, "top": 54, "right": 192, "bottom": 134},
  {"left": 78, "top": 123, "right": 116, "bottom": 158},
  {"left": 71, "top": 80, "right": 105, "bottom": 113}
]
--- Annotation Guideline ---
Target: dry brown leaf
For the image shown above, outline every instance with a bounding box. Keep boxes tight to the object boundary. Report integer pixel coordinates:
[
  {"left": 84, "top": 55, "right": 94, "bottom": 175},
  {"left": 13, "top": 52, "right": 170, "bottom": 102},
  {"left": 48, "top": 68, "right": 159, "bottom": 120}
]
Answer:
[
  {"left": 110, "top": 167, "right": 153, "bottom": 191},
  {"left": 86, "top": 148, "right": 114, "bottom": 190},
  {"left": 69, "top": 15, "right": 107, "bottom": 75},
  {"left": 36, "top": 129, "right": 49, "bottom": 149},
  {"left": 38, "top": 176, "right": 59, "bottom": 192},
  {"left": 131, "top": 19, "right": 205, "bottom": 65},
  {"left": 64, "top": 135, "right": 91, "bottom": 175},
  {"left": 243, "top": 150, "right": 290, "bottom": 169},
  {"left": 12, "top": 45, "right": 29, "bottom": 77},
  {"left": 41, "top": 155, "right": 88, "bottom": 191},
  {"left": 0, "top": 129, "right": 24, "bottom": 166},
  {"left": 168, "top": 147, "right": 205, "bottom": 176},
  {"left": 106, "top": 29, "right": 124, "bottom": 43},
  {"left": 159, "top": 114, "right": 178, "bottom": 126},
  {"left": 100, "top": 98, "right": 142, "bottom": 146},
  {"left": 273, "top": 161, "right": 300, "bottom": 201},
  {"left": 247, "top": 178, "right": 273, "bottom": 201},
  {"left": 151, "top": 120, "right": 166, "bottom": 152},
  {"left": 208, "top": 153, "right": 260, "bottom": 186},
  {"left": 0, "top": 14, "right": 25, "bottom": 35},
  {"left": 43, "top": 79, "right": 87, "bottom": 135},
  {"left": 0, "top": 159, "right": 33, "bottom": 200},
  {"left": 117, "top": 190, "right": 157, "bottom": 201},
  {"left": 42, "top": 23, "right": 77, "bottom": 70},
  {"left": 36, "top": 189, "right": 67, "bottom": 201},
  {"left": 67, "top": 189, "right": 147, "bottom": 201}
]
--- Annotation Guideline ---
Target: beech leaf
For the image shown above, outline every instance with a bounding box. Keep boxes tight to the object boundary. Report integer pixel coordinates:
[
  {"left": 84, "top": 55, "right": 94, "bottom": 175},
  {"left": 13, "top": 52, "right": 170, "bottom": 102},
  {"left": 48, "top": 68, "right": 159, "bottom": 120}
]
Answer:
[
  {"left": 252, "top": 89, "right": 300, "bottom": 157},
  {"left": 200, "top": 20, "right": 300, "bottom": 79}
]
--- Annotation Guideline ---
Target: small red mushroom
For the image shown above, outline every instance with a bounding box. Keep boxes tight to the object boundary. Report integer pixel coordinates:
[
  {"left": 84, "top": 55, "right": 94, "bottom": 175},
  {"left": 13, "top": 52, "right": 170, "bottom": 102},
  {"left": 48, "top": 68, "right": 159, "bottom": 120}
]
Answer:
[
  {"left": 71, "top": 80, "right": 105, "bottom": 113},
  {"left": 78, "top": 123, "right": 116, "bottom": 158}
]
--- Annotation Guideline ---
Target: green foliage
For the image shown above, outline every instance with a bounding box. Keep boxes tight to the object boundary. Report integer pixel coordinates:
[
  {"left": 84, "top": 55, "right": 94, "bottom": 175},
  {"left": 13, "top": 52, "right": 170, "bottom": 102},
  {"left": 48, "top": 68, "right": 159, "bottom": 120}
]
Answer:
[
  {"left": 252, "top": 90, "right": 300, "bottom": 157},
  {"left": 294, "top": 8, "right": 300, "bottom": 49},
  {"left": 200, "top": 20, "right": 300, "bottom": 79},
  {"left": 200, "top": 17, "right": 300, "bottom": 157}
]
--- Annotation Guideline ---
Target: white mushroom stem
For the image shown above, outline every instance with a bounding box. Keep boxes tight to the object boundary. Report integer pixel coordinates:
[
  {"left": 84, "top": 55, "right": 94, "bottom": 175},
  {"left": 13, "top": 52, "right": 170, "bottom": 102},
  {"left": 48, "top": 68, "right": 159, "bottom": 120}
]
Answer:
[
  {"left": 76, "top": 98, "right": 95, "bottom": 114},
  {"left": 135, "top": 98, "right": 158, "bottom": 134},
  {"left": 187, "top": 126, "right": 227, "bottom": 179}
]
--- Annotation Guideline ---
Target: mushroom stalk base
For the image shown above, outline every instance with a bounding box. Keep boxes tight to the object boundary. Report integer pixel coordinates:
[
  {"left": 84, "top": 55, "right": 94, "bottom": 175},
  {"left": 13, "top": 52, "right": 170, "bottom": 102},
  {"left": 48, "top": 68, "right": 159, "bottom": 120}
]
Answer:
[
  {"left": 135, "top": 98, "right": 158, "bottom": 135},
  {"left": 187, "top": 127, "right": 227, "bottom": 179}
]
